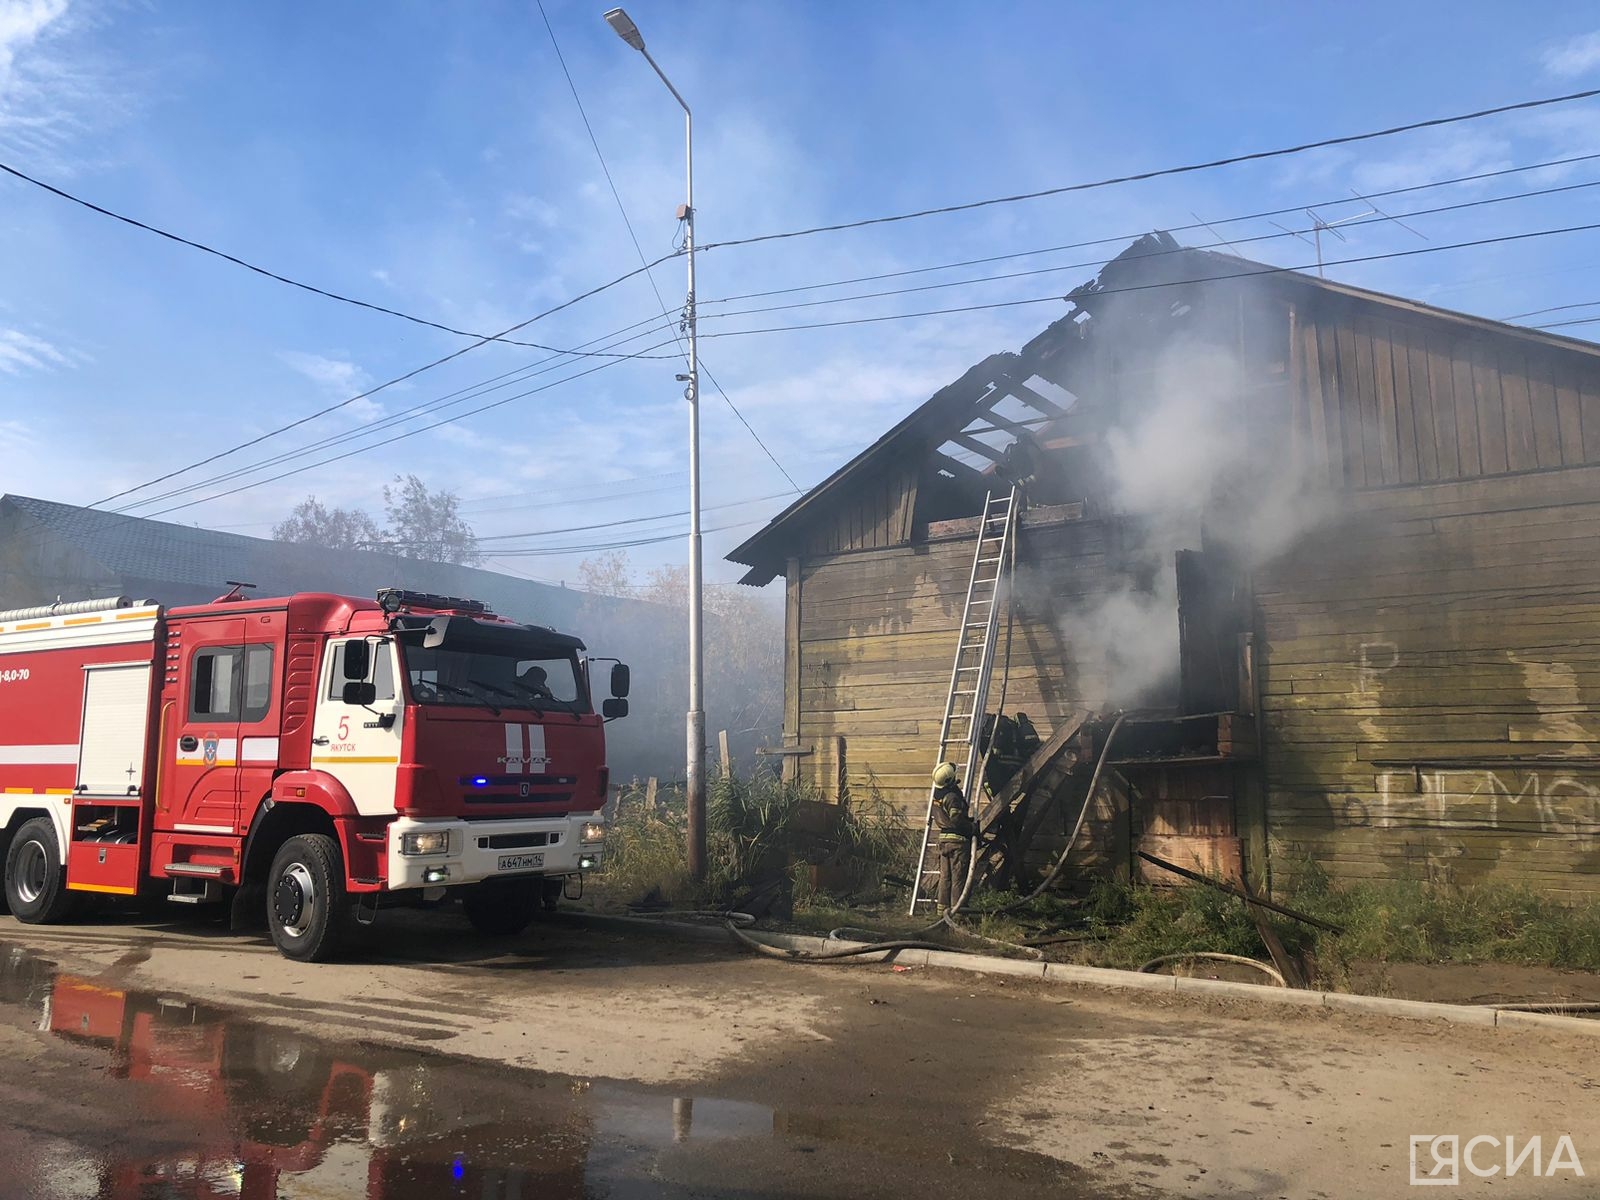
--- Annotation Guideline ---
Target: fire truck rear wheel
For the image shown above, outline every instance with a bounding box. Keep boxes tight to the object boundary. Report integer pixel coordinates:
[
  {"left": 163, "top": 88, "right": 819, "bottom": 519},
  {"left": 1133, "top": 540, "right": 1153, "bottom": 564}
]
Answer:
[
  {"left": 4, "top": 818, "right": 77, "bottom": 924},
  {"left": 266, "top": 834, "right": 350, "bottom": 962},
  {"left": 461, "top": 877, "right": 540, "bottom": 937}
]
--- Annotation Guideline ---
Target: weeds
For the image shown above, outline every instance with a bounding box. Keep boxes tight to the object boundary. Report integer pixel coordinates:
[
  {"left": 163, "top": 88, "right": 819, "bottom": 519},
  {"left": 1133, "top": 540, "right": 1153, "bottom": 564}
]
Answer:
[
  {"left": 1023, "top": 866, "right": 1600, "bottom": 979},
  {"left": 601, "top": 785, "right": 694, "bottom": 905},
  {"left": 602, "top": 780, "right": 1600, "bottom": 982},
  {"left": 598, "top": 768, "right": 912, "bottom": 911},
  {"left": 1281, "top": 861, "right": 1600, "bottom": 974}
]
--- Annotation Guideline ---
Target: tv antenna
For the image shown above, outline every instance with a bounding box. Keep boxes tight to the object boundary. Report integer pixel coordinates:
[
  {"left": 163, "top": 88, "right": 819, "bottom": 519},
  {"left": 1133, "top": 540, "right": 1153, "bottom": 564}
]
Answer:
[
  {"left": 1190, "top": 211, "right": 1247, "bottom": 258},
  {"left": 1272, "top": 189, "right": 1428, "bottom": 277}
]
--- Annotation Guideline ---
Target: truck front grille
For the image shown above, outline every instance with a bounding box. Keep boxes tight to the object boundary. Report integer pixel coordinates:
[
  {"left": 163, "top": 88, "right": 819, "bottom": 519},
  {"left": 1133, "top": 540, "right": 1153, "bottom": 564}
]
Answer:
[
  {"left": 477, "top": 831, "right": 561, "bottom": 850},
  {"left": 461, "top": 791, "right": 575, "bottom": 808}
]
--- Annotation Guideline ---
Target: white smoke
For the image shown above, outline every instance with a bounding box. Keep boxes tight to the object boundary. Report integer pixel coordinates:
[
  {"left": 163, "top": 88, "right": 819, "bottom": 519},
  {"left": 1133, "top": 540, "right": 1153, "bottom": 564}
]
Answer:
[{"left": 1053, "top": 337, "right": 1339, "bottom": 706}]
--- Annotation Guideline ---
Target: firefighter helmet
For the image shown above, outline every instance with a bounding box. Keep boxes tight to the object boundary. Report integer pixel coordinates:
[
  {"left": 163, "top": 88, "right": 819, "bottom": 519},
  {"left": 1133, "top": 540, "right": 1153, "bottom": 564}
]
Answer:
[{"left": 931, "top": 762, "right": 958, "bottom": 787}]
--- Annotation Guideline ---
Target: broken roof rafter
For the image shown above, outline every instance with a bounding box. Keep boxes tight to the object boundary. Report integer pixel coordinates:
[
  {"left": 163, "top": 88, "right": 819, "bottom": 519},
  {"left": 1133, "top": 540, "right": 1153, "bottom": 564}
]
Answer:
[
  {"left": 947, "top": 432, "right": 1010, "bottom": 463},
  {"left": 729, "top": 232, "right": 1600, "bottom": 585},
  {"left": 932, "top": 453, "right": 989, "bottom": 488}
]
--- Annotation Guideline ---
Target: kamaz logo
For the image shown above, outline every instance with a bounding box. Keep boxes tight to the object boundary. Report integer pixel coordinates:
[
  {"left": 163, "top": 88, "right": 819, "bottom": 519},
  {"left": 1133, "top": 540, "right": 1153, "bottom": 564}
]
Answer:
[{"left": 501, "top": 724, "right": 549, "bottom": 773}]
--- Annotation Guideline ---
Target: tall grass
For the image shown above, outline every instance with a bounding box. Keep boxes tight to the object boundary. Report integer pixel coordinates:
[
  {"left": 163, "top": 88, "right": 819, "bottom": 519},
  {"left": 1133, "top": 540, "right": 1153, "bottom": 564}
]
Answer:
[
  {"left": 605, "top": 782, "right": 1600, "bottom": 981},
  {"left": 599, "top": 768, "right": 911, "bottom": 909},
  {"left": 1026, "top": 866, "right": 1600, "bottom": 980},
  {"left": 1283, "top": 861, "right": 1600, "bottom": 976}
]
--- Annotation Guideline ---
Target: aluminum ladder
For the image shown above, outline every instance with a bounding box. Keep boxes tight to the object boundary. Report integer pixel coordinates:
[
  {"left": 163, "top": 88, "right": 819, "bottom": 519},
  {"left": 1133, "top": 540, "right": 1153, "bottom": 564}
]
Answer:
[{"left": 909, "top": 484, "right": 1022, "bottom": 913}]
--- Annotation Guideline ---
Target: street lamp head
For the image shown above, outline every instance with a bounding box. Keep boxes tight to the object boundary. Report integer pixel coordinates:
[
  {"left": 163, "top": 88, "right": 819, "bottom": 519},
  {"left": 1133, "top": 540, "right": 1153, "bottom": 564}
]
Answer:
[{"left": 603, "top": 8, "right": 645, "bottom": 51}]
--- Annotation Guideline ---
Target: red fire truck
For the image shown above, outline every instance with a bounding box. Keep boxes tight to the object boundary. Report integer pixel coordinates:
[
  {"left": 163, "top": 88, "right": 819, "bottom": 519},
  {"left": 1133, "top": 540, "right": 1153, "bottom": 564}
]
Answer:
[{"left": 0, "top": 587, "right": 629, "bottom": 961}]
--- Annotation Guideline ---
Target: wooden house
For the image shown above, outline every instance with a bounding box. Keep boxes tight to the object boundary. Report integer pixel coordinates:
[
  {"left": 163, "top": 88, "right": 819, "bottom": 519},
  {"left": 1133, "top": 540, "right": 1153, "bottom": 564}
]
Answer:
[{"left": 728, "top": 234, "right": 1600, "bottom": 899}]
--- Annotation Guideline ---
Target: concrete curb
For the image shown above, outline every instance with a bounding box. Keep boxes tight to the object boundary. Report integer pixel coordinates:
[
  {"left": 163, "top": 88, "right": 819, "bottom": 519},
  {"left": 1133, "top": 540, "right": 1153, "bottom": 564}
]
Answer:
[{"left": 561, "top": 910, "right": 1600, "bottom": 1038}]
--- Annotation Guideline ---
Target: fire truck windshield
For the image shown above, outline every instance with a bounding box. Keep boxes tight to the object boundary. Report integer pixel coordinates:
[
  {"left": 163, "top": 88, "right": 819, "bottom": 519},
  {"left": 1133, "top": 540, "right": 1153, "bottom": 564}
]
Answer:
[{"left": 397, "top": 640, "right": 586, "bottom": 713}]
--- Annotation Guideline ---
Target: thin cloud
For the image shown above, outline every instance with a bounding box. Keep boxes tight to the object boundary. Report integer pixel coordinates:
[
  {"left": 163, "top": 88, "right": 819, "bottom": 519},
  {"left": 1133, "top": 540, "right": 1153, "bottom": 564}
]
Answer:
[
  {"left": 1542, "top": 31, "right": 1600, "bottom": 79},
  {"left": 0, "top": 327, "right": 69, "bottom": 375},
  {"left": 279, "top": 350, "right": 372, "bottom": 394},
  {"left": 278, "top": 351, "right": 384, "bottom": 421},
  {"left": 0, "top": 417, "right": 35, "bottom": 450},
  {"left": 0, "top": 0, "right": 68, "bottom": 93},
  {"left": 0, "top": 0, "right": 120, "bottom": 167}
]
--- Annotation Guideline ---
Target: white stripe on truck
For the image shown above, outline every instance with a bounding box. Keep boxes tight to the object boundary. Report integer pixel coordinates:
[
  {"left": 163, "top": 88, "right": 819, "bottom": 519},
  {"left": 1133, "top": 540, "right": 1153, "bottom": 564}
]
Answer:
[{"left": 0, "top": 743, "right": 79, "bottom": 764}]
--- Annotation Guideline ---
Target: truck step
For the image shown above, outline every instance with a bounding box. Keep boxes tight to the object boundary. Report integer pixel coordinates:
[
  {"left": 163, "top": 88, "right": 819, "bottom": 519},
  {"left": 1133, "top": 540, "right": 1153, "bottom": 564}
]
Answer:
[
  {"left": 164, "top": 862, "right": 225, "bottom": 878},
  {"left": 168, "top": 878, "right": 224, "bottom": 904}
]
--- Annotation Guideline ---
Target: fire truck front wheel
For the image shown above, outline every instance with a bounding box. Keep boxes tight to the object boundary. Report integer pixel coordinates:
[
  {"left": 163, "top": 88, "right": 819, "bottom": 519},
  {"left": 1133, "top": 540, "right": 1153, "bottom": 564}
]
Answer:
[
  {"left": 4, "top": 818, "right": 77, "bottom": 924},
  {"left": 266, "top": 834, "right": 351, "bottom": 962},
  {"left": 461, "top": 877, "right": 540, "bottom": 937}
]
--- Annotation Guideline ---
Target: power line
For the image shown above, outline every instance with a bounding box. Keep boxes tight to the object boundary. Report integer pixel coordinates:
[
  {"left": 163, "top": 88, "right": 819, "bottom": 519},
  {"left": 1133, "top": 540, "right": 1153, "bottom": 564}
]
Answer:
[
  {"left": 705, "top": 151, "right": 1600, "bottom": 306},
  {"left": 1505, "top": 300, "right": 1600, "bottom": 321},
  {"left": 0, "top": 158, "right": 680, "bottom": 360},
  {"left": 697, "top": 87, "right": 1600, "bottom": 252},
  {"left": 1533, "top": 315, "right": 1600, "bottom": 330},
  {"left": 374, "top": 488, "right": 799, "bottom": 549},
  {"left": 535, "top": 0, "right": 797, "bottom": 491},
  {"left": 142, "top": 335, "right": 680, "bottom": 517},
  {"left": 696, "top": 221, "right": 1600, "bottom": 340},
  {"left": 700, "top": 178, "right": 1600, "bottom": 323},
  {"left": 484, "top": 516, "right": 771, "bottom": 559},
  {"left": 122, "top": 320, "right": 678, "bottom": 514},
  {"left": 113, "top": 315, "right": 680, "bottom": 513},
  {"left": 463, "top": 483, "right": 688, "bottom": 518},
  {"left": 458, "top": 471, "right": 686, "bottom": 514},
  {"left": 537, "top": 0, "right": 668, "bottom": 321},
  {"left": 697, "top": 362, "right": 800, "bottom": 490},
  {"left": 93, "top": 259, "right": 679, "bottom": 510}
]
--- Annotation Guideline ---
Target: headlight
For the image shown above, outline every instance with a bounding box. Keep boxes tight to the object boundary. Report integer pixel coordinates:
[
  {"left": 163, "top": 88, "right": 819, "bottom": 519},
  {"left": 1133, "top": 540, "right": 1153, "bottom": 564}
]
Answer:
[
  {"left": 580, "top": 821, "right": 606, "bottom": 845},
  {"left": 399, "top": 830, "right": 450, "bottom": 856}
]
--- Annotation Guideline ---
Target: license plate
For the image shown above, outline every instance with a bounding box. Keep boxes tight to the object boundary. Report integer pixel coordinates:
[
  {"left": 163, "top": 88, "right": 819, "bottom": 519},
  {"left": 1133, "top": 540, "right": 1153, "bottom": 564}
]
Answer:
[{"left": 497, "top": 852, "right": 544, "bottom": 872}]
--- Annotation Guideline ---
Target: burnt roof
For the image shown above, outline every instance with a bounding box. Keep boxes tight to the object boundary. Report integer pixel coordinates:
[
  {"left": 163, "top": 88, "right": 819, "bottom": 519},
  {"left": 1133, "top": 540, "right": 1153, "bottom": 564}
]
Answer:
[{"left": 727, "top": 233, "right": 1600, "bottom": 584}]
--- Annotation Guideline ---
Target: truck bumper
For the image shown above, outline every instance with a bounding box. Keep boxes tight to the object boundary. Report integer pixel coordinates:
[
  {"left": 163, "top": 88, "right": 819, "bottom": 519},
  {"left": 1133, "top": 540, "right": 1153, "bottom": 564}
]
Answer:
[{"left": 385, "top": 816, "right": 603, "bottom": 891}]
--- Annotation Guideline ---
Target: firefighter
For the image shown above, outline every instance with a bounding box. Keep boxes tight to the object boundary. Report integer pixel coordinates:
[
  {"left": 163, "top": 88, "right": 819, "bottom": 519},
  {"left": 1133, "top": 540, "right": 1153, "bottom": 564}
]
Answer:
[
  {"left": 930, "top": 762, "right": 974, "bottom": 912},
  {"left": 516, "top": 662, "right": 555, "bottom": 702}
]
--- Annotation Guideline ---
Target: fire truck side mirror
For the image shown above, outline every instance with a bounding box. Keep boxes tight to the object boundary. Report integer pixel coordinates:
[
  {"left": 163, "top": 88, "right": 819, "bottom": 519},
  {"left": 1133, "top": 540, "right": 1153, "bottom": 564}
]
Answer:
[
  {"left": 602, "top": 698, "right": 629, "bottom": 721},
  {"left": 610, "top": 663, "right": 631, "bottom": 698},
  {"left": 343, "top": 639, "right": 371, "bottom": 681},
  {"left": 342, "top": 681, "right": 378, "bottom": 706}
]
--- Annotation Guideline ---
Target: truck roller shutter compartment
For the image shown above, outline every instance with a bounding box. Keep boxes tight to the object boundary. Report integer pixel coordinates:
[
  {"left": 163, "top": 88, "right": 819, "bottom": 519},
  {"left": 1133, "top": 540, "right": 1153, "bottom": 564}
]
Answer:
[{"left": 78, "top": 664, "right": 153, "bottom": 795}]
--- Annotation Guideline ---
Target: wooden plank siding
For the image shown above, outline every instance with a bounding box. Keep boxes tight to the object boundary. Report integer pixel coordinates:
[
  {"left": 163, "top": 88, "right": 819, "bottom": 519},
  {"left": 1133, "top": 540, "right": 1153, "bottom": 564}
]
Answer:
[
  {"left": 1290, "top": 301, "right": 1600, "bottom": 491},
  {"left": 801, "top": 462, "right": 918, "bottom": 557},
  {"left": 790, "top": 516, "right": 1143, "bottom": 876},
  {"left": 768, "top": 274, "right": 1600, "bottom": 902},
  {"left": 1275, "top": 299, "right": 1600, "bottom": 898}
]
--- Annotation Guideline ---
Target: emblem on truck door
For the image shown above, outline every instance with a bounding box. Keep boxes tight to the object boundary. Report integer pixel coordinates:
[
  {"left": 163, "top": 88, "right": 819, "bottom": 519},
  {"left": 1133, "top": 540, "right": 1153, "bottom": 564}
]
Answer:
[{"left": 203, "top": 736, "right": 218, "bottom": 766}]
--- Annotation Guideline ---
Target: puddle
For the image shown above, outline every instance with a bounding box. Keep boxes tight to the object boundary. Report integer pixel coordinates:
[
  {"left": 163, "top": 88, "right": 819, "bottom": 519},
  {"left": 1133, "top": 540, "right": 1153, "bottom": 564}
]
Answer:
[{"left": 0, "top": 941, "right": 782, "bottom": 1199}]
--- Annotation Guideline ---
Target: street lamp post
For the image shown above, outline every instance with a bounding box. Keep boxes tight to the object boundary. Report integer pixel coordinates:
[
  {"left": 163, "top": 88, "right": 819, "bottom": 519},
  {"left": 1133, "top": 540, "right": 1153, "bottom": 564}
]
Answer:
[{"left": 604, "top": 7, "right": 707, "bottom": 883}]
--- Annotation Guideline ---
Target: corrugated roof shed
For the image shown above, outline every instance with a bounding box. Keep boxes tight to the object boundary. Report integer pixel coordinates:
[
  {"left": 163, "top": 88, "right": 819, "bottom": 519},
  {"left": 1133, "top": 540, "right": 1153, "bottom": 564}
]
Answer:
[{"left": 0, "top": 494, "right": 649, "bottom": 629}]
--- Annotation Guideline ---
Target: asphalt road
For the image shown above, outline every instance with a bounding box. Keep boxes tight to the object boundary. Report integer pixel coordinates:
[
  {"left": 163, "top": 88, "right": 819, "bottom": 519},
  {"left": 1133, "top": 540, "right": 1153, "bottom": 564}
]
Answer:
[{"left": 0, "top": 905, "right": 1593, "bottom": 1199}]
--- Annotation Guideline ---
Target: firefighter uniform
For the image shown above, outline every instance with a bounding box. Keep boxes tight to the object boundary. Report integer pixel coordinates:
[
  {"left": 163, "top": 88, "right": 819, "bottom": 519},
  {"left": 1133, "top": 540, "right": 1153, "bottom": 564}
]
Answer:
[{"left": 930, "top": 763, "right": 973, "bottom": 911}]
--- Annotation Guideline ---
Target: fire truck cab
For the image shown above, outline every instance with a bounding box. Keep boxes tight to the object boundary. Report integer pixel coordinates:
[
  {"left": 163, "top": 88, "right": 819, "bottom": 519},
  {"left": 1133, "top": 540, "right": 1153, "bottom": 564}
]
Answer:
[{"left": 0, "top": 588, "right": 628, "bottom": 961}]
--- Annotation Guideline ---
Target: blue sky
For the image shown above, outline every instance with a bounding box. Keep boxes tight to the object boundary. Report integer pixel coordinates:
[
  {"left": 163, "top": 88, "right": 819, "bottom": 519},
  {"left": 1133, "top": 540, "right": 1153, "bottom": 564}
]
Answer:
[{"left": 4, "top": 1, "right": 1600, "bottom": 591}]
